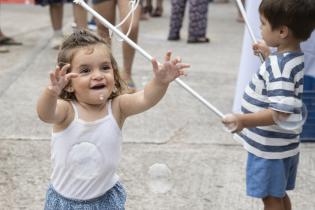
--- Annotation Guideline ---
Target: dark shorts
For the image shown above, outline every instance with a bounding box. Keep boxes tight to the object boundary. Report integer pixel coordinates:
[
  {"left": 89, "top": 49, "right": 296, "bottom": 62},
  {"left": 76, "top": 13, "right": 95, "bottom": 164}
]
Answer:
[
  {"left": 92, "top": 0, "right": 110, "bottom": 5},
  {"left": 92, "top": 0, "right": 144, "bottom": 5},
  {"left": 35, "top": 0, "right": 72, "bottom": 6}
]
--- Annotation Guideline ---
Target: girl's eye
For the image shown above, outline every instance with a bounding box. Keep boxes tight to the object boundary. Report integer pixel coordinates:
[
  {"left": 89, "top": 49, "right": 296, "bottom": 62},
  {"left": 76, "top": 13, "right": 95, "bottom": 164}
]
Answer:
[
  {"left": 80, "top": 67, "right": 90, "bottom": 74},
  {"left": 101, "top": 65, "right": 110, "bottom": 71}
]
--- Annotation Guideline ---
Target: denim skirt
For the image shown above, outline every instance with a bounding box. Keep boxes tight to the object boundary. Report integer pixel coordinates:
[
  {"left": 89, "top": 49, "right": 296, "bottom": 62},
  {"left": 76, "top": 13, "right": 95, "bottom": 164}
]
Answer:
[{"left": 44, "top": 182, "right": 126, "bottom": 210}]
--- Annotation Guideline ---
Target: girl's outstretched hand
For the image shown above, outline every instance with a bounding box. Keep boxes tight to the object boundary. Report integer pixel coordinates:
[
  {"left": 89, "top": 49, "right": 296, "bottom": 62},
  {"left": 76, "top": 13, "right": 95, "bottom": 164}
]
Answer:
[
  {"left": 253, "top": 40, "right": 270, "bottom": 59},
  {"left": 48, "top": 64, "right": 78, "bottom": 96},
  {"left": 151, "top": 51, "right": 190, "bottom": 85}
]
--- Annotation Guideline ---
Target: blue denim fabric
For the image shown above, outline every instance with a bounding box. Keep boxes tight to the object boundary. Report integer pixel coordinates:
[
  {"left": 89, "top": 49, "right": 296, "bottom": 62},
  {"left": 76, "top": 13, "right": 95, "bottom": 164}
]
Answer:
[
  {"left": 44, "top": 182, "right": 126, "bottom": 210},
  {"left": 246, "top": 152, "right": 299, "bottom": 198}
]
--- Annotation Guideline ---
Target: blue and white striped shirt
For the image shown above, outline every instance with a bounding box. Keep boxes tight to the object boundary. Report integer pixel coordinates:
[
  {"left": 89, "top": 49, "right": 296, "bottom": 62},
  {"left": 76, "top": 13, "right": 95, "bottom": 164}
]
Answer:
[{"left": 237, "top": 52, "right": 304, "bottom": 159}]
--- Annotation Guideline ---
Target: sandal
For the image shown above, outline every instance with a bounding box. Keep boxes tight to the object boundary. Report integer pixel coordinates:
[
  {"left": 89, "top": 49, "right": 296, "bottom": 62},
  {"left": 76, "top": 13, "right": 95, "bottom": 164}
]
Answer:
[
  {"left": 123, "top": 78, "right": 137, "bottom": 94},
  {"left": 120, "top": 71, "right": 137, "bottom": 94},
  {"left": 141, "top": 5, "right": 153, "bottom": 20},
  {"left": 0, "top": 36, "right": 22, "bottom": 46},
  {"left": 151, "top": 7, "right": 163, "bottom": 17},
  {"left": 187, "top": 37, "right": 210, "bottom": 44},
  {"left": 0, "top": 46, "right": 9, "bottom": 53},
  {"left": 144, "top": 5, "right": 153, "bottom": 15}
]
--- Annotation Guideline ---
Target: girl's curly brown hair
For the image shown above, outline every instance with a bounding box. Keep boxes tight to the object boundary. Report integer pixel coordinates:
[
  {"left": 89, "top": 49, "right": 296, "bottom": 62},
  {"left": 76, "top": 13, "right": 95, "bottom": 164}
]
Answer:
[{"left": 57, "top": 29, "right": 124, "bottom": 101}]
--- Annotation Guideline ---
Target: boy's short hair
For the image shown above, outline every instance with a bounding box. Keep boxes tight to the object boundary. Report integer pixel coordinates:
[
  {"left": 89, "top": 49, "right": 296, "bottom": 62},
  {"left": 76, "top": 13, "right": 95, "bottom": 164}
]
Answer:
[{"left": 259, "top": 0, "right": 315, "bottom": 41}]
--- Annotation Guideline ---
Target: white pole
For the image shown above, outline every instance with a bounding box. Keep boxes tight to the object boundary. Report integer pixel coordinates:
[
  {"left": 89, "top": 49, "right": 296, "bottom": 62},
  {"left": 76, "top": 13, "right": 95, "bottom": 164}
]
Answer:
[
  {"left": 235, "top": 0, "right": 264, "bottom": 62},
  {"left": 73, "top": 0, "right": 225, "bottom": 118}
]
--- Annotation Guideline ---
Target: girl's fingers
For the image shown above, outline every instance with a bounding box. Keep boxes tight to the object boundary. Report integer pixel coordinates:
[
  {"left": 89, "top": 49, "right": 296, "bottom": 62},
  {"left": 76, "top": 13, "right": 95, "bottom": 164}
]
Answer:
[
  {"left": 171, "top": 56, "right": 180, "bottom": 65},
  {"left": 65, "top": 73, "right": 79, "bottom": 81},
  {"left": 55, "top": 66, "right": 61, "bottom": 80},
  {"left": 176, "top": 63, "right": 190, "bottom": 69},
  {"left": 60, "top": 64, "right": 71, "bottom": 77},
  {"left": 164, "top": 51, "right": 172, "bottom": 62},
  {"left": 49, "top": 71, "right": 57, "bottom": 85},
  {"left": 55, "top": 65, "right": 61, "bottom": 71},
  {"left": 179, "top": 69, "right": 187, "bottom": 76},
  {"left": 151, "top": 58, "right": 159, "bottom": 73}
]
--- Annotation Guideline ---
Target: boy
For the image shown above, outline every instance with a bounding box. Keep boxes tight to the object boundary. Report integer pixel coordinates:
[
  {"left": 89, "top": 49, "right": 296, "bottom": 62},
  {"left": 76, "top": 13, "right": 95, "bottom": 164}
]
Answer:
[{"left": 222, "top": 0, "right": 315, "bottom": 209}]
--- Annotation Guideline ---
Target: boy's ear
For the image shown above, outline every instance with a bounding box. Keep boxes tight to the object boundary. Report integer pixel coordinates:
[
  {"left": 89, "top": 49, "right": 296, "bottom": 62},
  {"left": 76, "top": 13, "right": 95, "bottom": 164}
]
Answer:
[{"left": 279, "top": 25, "right": 289, "bottom": 39}]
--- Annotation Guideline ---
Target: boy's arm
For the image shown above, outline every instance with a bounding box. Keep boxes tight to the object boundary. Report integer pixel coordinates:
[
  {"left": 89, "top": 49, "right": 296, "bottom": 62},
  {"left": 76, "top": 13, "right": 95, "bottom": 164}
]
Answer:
[
  {"left": 222, "top": 109, "right": 276, "bottom": 133},
  {"left": 119, "top": 52, "right": 190, "bottom": 119}
]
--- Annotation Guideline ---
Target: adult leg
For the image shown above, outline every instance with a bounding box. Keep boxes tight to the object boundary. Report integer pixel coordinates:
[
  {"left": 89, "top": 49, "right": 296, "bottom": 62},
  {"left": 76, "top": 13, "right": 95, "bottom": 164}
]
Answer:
[
  {"left": 117, "top": 0, "right": 141, "bottom": 85},
  {"left": 140, "top": 0, "right": 152, "bottom": 20},
  {"left": 73, "top": 4, "right": 87, "bottom": 29},
  {"left": 49, "top": 3, "right": 63, "bottom": 31},
  {"left": 49, "top": 3, "right": 64, "bottom": 49},
  {"left": 151, "top": 0, "right": 163, "bottom": 17},
  {"left": 168, "top": 0, "right": 187, "bottom": 40},
  {"left": 262, "top": 196, "right": 285, "bottom": 210},
  {"left": 146, "top": 0, "right": 152, "bottom": 11},
  {"left": 93, "top": 0, "right": 116, "bottom": 43},
  {"left": 145, "top": 0, "right": 153, "bottom": 14},
  {"left": 187, "top": 0, "right": 209, "bottom": 42},
  {"left": 156, "top": 0, "right": 163, "bottom": 8}
]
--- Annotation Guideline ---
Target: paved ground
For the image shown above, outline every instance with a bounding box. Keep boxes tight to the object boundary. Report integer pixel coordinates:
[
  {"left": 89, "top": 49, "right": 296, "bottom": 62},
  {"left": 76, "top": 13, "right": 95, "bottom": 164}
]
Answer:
[{"left": 0, "top": 2, "right": 315, "bottom": 210}]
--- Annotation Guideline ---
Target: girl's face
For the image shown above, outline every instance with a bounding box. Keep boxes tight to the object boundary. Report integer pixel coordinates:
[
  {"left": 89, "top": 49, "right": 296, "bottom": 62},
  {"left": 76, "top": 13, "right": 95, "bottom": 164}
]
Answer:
[
  {"left": 70, "top": 44, "right": 115, "bottom": 105},
  {"left": 260, "top": 14, "right": 280, "bottom": 47}
]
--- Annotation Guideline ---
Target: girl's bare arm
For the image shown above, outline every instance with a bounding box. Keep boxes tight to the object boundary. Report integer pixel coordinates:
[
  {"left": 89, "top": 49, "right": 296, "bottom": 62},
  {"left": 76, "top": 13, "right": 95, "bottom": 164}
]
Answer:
[{"left": 118, "top": 51, "right": 190, "bottom": 120}]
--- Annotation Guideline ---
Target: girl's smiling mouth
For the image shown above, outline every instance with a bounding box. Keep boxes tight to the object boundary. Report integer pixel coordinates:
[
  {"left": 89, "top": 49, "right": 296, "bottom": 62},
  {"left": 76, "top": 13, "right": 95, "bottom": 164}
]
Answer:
[{"left": 90, "top": 83, "right": 106, "bottom": 90}]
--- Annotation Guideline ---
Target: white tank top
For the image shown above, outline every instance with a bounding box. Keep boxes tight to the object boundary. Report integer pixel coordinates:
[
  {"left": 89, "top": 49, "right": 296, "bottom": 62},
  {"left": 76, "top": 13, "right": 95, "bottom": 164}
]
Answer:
[{"left": 50, "top": 100, "right": 122, "bottom": 200}]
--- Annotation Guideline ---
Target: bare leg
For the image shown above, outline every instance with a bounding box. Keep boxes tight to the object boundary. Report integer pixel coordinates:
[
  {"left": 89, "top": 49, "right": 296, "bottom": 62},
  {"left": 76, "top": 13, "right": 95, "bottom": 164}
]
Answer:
[
  {"left": 151, "top": 0, "right": 163, "bottom": 17},
  {"left": 145, "top": 0, "right": 153, "bottom": 13},
  {"left": 49, "top": 3, "right": 63, "bottom": 31},
  {"left": 283, "top": 194, "right": 292, "bottom": 210},
  {"left": 73, "top": 4, "right": 87, "bottom": 29},
  {"left": 93, "top": 0, "right": 116, "bottom": 43},
  {"left": 49, "top": 3, "right": 64, "bottom": 49},
  {"left": 140, "top": 0, "right": 152, "bottom": 20},
  {"left": 156, "top": 0, "right": 163, "bottom": 9},
  {"left": 263, "top": 196, "right": 285, "bottom": 210},
  {"left": 118, "top": 0, "right": 141, "bottom": 82}
]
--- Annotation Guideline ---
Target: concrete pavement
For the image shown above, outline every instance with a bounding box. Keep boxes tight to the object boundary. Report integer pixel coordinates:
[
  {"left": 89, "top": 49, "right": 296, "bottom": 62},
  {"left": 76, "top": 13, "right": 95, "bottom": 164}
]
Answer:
[{"left": 1, "top": 2, "right": 315, "bottom": 210}]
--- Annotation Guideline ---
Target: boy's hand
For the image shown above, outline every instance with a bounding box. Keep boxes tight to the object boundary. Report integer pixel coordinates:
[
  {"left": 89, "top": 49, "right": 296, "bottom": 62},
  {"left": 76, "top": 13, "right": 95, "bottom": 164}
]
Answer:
[
  {"left": 253, "top": 40, "right": 270, "bottom": 59},
  {"left": 151, "top": 51, "right": 190, "bottom": 85},
  {"left": 48, "top": 64, "right": 78, "bottom": 96},
  {"left": 222, "top": 113, "right": 244, "bottom": 133}
]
